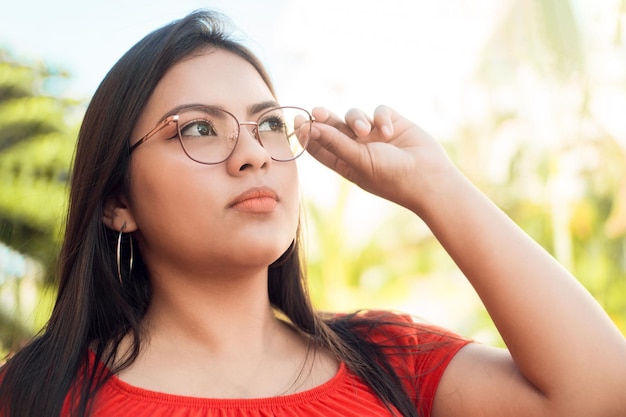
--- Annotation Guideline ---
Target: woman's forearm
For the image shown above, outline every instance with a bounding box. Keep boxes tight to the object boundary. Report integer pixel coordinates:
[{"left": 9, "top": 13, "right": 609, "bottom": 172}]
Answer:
[{"left": 412, "top": 168, "right": 626, "bottom": 404}]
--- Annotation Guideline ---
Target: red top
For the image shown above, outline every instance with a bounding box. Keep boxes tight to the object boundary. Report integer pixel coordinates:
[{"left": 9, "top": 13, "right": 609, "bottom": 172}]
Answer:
[{"left": 67, "top": 312, "right": 470, "bottom": 417}]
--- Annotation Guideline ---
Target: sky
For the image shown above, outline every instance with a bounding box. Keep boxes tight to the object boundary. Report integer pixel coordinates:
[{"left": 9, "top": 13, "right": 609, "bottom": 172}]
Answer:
[
  {"left": 0, "top": 0, "right": 284, "bottom": 96},
  {"left": 0, "top": 0, "right": 502, "bottom": 122}
]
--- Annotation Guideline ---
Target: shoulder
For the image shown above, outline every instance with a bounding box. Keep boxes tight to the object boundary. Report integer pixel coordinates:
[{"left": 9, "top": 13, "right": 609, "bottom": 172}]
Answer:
[
  {"left": 327, "top": 310, "right": 471, "bottom": 415},
  {"left": 327, "top": 309, "right": 468, "bottom": 346}
]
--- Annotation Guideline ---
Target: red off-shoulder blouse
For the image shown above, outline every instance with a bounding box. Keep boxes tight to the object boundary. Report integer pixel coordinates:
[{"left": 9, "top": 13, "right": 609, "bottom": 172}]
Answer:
[{"left": 66, "top": 312, "right": 470, "bottom": 417}]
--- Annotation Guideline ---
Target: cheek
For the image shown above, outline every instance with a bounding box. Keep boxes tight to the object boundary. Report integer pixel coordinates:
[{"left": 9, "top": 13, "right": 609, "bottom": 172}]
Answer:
[
  {"left": 130, "top": 159, "right": 177, "bottom": 214},
  {"left": 127, "top": 157, "right": 221, "bottom": 240}
]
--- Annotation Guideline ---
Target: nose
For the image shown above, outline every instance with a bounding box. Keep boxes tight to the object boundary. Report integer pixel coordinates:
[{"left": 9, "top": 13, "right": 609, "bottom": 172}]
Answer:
[{"left": 226, "top": 121, "right": 271, "bottom": 174}]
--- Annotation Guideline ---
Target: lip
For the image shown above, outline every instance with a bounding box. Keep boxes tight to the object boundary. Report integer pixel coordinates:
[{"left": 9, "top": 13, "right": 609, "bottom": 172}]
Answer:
[{"left": 228, "top": 187, "right": 279, "bottom": 213}]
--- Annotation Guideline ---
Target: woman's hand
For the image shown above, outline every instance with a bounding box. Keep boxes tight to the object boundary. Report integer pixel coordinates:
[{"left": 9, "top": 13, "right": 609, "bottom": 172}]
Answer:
[{"left": 306, "top": 106, "right": 457, "bottom": 212}]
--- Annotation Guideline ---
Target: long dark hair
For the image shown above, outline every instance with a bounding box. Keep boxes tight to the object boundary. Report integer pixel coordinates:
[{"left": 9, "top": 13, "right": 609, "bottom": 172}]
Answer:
[{"left": 0, "top": 10, "right": 425, "bottom": 417}]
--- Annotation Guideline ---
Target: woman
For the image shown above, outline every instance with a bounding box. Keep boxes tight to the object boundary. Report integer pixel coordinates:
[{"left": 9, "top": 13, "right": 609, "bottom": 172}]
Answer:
[{"left": 1, "top": 9, "right": 625, "bottom": 417}]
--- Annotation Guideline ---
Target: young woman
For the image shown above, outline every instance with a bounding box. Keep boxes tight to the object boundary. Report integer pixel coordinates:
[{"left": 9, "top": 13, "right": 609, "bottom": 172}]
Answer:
[{"left": 1, "top": 9, "right": 625, "bottom": 417}]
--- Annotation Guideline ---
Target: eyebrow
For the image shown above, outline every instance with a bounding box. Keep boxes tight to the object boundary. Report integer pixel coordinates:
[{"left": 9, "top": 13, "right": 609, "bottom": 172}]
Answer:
[
  {"left": 247, "top": 100, "right": 280, "bottom": 115},
  {"left": 159, "top": 100, "right": 281, "bottom": 121}
]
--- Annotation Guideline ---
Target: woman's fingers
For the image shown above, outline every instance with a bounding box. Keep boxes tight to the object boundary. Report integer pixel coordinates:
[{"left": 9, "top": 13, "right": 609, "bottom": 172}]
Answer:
[
  {"left": 305, "top": 105, "right": 400, "bottom": 176},
  {"left": 306, "top": 120, "right": 370, "bottom": 182},
  {"left": 344, "top": 108, "right": 372, "bottom": 137},
  {"left": 307, "top": 121, "right": 357, "bottom": 161},
  {"left": 312, "top": 107, "right": 359, "bottom": 139},
  {"left": 319, "top": 105, "right": 394, "bottom": 142}
]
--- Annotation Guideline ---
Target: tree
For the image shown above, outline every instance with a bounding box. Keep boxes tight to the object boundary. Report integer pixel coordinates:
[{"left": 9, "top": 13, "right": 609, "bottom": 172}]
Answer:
[{"left": 0, "top": 50, "right": 78, "bottom": 351}]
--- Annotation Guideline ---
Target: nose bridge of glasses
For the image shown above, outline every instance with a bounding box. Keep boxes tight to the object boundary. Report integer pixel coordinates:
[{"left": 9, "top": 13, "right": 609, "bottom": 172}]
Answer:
[{"left": 238, "top": 121, "right": 261, "bottom": 142}]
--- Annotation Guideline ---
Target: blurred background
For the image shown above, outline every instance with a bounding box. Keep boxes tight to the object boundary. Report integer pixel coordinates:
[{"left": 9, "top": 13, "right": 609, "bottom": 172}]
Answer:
[{"left": 1, "top": 0, "right": 625, "bottom": 358}]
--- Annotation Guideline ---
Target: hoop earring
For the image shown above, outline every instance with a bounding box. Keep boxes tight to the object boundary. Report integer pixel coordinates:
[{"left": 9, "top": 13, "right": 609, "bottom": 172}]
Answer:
[{"left": 116, "top": 222, "right": 134, "bottom": 284}]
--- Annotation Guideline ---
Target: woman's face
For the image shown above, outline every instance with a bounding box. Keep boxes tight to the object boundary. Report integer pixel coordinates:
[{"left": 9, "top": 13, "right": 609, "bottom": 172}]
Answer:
[{"left": 124, "top": 49, "right": 300, "bottom": 278}]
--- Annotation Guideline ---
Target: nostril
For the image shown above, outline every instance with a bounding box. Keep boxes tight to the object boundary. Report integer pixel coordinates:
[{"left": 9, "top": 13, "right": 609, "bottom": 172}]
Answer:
[{"left": 238, "top": 160, "right": 267, "bottom": 171}]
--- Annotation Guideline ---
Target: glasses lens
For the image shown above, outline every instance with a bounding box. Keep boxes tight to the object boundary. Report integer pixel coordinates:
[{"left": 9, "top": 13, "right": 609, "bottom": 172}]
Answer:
[
  {"left": 173, "top": 106, "right": 311, "bottom": 164},
  {"left": 175, "top": 106, "right": 239, "bottom": 164},
  {"left": 257, "top": 107, "right": 312, "bottom": 161}
]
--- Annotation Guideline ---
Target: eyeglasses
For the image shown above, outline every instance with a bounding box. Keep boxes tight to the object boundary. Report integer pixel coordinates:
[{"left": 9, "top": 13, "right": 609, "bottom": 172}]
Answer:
[{"left": 129, "top": 105, "right": 314, "bottom": 164}]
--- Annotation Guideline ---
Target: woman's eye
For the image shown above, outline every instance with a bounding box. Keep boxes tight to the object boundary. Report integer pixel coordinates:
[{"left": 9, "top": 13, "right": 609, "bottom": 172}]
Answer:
[
  {"left": 180, "top": 120, "right": 217, "bottom": 137},
  {"left": 258, "top": 117, "right": 286, "bottom": 133}
]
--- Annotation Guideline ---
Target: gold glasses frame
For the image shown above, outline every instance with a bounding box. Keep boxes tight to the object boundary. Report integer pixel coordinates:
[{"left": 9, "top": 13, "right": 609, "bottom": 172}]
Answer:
[{"left": 129, "top": 105, "right": 315, "bottom": 164}]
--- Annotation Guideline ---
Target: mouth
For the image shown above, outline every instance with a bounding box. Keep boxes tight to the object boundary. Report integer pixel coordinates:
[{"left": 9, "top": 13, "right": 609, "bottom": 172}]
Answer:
[{"left": 229, "top": 187, "right": 279, "bottom": 213}]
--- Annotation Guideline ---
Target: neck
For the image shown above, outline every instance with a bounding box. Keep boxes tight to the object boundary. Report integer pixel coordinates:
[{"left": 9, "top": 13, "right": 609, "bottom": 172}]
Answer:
[
  {"left": 115, "top": 263, "right": 339, "bottom": 399},
  {"left": 144, "top": 265, "right": 282, "bottom": 355}
]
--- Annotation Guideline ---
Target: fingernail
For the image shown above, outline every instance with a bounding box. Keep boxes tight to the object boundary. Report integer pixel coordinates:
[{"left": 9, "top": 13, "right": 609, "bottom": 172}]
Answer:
[
  {"left": 355, "top": 119, "right": 370, "bottom": 133},
  {"left": 381, "top": 125, "right": 392, "bottom": 138}
]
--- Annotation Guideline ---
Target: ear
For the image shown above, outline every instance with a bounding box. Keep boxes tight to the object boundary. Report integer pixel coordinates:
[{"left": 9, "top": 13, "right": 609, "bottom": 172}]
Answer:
[{"left": 102, "top": 193, "right": 138, "bottom": 232}]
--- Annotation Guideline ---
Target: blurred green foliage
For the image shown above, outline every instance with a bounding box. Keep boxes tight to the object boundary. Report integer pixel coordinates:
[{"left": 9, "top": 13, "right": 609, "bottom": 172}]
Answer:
[
  {"left": 0, "top": 53, "right": 77, "bottom": 268},
  {"left": 0, "top": 51, "right": 78, "bottom": 352}
]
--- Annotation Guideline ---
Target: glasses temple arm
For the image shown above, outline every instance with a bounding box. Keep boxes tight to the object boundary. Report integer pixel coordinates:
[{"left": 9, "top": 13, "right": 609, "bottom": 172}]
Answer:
[{"left": 129, "top": 115, "right": 179, "bottom": 153}]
